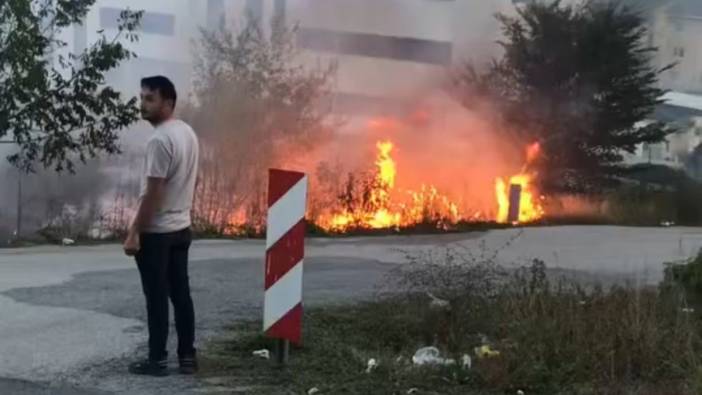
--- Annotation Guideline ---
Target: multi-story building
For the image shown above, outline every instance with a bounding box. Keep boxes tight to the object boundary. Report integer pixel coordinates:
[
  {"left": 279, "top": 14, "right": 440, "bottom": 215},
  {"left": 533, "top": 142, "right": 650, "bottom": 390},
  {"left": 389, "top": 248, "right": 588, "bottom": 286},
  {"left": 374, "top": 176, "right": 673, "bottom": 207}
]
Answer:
[
  {"left": 214, "top": 0, "right": 518, "bottom": 118},
  {"left": 62, "top": 0, "right": 520, "bottom": 117},
  {"left": 651, "top": 0, "right": 702, "bottom": 94},
  {"left": 61, "top": 1, "right": 702, "bottom": 172},
  {"left": 61, "top": 0, "right": 207, "bottom": 100},
  {"left": 626, "top": 0, "right": 702, "bottom": 171}
]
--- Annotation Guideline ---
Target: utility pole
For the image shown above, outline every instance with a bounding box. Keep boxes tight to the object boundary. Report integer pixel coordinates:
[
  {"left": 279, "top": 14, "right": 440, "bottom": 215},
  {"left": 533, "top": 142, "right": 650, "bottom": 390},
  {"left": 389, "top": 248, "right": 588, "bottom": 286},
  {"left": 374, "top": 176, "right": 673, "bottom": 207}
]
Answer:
[{"left": 1, "top": 140, "right": 23, "bottom": 240}]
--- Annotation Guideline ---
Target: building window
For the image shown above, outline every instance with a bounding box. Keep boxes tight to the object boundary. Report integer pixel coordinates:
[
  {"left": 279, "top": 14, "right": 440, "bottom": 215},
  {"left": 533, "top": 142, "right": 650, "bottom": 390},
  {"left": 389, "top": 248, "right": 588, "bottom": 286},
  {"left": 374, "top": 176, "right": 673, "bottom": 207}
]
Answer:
[
  {"left": 297, "top": 28, "right": 453, "bottom": 65},
  {"left": 100, "top": 8, "right": 175, "bottom": 36}
]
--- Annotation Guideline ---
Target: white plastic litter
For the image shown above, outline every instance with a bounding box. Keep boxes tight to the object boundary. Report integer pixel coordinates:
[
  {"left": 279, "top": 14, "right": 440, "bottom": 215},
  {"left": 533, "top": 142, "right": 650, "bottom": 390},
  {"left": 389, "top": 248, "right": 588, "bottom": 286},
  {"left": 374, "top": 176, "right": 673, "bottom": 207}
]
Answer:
[
  {"left": 366, "top": 358, "right": 378, "bottom": 373},
  {"left": 407, "top": 388, "right": 419, "bottom": 394},
  {"left": 427, "top": 292, "right": 449, "bottom": 309},
  {"left": 412, "top": 347, "right": 455, "bottom": 366},
  {"left": 682, "top": 307, "right": 695, "bottom": 313},
  {"left": 62, "top": 238, "right": 75, "bottom": 246},
  {"left": 461, "top": 354, "right": 472, "bottom": 369},
  {"left": 252, "top": 349, "right": 270, "bottom": 359},
  {"left": 308, "top": 388, "right": 320, "bottom": 395},
  {"left": 517, "top": 390, "right": 525, "bottom": 395}
]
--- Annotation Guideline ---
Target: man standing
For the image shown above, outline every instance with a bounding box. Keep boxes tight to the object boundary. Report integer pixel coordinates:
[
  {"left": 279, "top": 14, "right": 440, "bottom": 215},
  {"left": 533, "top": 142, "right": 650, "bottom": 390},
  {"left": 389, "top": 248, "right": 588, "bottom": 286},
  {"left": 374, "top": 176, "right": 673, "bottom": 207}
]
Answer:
[{"left": 124, "top": 76, "right": 200, "bottom": 376}]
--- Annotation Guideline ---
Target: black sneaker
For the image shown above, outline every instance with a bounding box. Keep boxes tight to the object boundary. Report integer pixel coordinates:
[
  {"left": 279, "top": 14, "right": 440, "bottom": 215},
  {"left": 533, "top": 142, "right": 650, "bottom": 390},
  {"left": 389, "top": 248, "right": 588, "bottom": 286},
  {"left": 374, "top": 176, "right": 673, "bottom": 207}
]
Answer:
[
  {"left": 128, "top": 358, "right": 169, "bottom": 377},
  {"left": 178, "top": 355, "right": 199, "bottom": 375}
]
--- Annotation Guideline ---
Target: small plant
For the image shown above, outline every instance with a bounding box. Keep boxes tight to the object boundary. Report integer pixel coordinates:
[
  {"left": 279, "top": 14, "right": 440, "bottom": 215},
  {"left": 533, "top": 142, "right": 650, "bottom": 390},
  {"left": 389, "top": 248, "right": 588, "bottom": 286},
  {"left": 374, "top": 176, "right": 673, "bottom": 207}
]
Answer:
[{"left": 663, "top": 249, "right": 702, "bottom": 311}]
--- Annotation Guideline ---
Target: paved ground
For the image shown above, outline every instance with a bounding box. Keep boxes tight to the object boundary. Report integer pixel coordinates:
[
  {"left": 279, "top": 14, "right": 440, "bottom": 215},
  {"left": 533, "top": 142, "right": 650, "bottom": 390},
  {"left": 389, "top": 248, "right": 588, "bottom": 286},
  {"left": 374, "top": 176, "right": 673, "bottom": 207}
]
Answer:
[{"left": 0, "top": 226, "right": 701, "bottom": 394}]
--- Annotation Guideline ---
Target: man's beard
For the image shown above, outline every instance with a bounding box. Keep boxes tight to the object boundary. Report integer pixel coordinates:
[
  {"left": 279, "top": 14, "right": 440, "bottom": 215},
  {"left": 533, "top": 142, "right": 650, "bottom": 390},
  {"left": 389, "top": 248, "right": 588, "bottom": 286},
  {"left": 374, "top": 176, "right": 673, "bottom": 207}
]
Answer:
[{"left": 142, "top": 111, "right": 157, "bottom": 122}]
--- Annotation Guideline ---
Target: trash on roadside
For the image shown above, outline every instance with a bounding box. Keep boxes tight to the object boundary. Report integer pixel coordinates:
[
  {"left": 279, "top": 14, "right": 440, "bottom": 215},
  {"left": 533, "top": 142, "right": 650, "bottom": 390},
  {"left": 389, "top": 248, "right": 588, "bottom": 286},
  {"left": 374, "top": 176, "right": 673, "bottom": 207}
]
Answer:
[
  {"left": 307, "top": 388, "right": 320, "bottom": 395},
  {"left": 62, "top": 238, "right": 75, "bottom": 246},
  {"left": 517, "top": 390, "right": 525, "bottom": 395},
  {"left": 366, "top": 358, "right": 378, "bottom": 373},
  {"left": 252, "top": 349, "right": 270, "bottom": 359},
  {"left": 461, "top": 354, "right": 472, "bottom": 369},
  {"left": 427, "top": 292, "right": 450, "bottom": 309},
  {"left": 682, "top": 307, "right": 695, "bottom": 313},
  {"left": 660, "top": 221, "right": 675, "bottom": 227},
  {"left": 407, "top": 388, "right": 419, "bottom": 394},
  {"left": 474, "top": 345, "right": 500, "bottom": 358},
  {"left": 412, "top": 347, "right": 455, "bottom": 366}
]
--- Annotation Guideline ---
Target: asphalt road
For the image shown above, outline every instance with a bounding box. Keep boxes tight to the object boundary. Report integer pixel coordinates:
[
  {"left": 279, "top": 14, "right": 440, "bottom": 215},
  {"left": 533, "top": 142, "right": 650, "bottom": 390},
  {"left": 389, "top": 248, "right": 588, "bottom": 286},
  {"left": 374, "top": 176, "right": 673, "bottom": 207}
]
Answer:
[{"left": 1, "top": 226, "right": 701, "bottom": 394}]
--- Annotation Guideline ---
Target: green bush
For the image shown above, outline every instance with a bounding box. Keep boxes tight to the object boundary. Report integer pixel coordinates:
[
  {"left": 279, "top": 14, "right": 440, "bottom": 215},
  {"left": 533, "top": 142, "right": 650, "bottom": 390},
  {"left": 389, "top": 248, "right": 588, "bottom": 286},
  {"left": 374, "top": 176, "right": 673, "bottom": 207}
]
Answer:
[{"left": 607, "top": 165, "right": 702, "bottom": 226}]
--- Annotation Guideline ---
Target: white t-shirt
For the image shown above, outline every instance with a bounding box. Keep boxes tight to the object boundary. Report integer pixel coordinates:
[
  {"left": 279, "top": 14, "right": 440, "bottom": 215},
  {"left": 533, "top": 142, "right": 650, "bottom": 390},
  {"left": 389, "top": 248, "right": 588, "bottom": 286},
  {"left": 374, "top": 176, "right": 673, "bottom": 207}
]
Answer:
[{"left": 140, "top": 119, "right": 199, "bottom": 233}]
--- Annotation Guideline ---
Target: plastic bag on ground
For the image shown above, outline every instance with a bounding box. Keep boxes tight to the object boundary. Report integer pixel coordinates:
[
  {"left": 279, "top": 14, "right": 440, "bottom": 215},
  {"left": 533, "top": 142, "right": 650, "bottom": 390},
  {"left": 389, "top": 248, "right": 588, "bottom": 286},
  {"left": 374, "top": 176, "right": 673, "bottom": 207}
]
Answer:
[
  {"left": 412, "top": 347, "right": 455, "bottom": 366},
  {"left": 252, "top": 349, "right": 270, "bottom": 359}
]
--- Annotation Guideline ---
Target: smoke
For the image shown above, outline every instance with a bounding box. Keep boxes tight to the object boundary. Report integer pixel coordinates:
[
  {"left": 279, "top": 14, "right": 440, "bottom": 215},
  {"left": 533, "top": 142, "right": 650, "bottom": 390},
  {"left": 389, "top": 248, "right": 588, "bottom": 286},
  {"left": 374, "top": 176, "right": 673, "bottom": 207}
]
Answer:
[
  {"left": 271, "top": 0, "right": 531, "bottom": 221},
  {"left": 0, "top": 123, "right": 152, "bottom": 242},
  {"left": 0, "top": 0, "right": 558, "bottom": 238},
  {"left": 0, "top": 155, "right": 117, "bottom": 241}
]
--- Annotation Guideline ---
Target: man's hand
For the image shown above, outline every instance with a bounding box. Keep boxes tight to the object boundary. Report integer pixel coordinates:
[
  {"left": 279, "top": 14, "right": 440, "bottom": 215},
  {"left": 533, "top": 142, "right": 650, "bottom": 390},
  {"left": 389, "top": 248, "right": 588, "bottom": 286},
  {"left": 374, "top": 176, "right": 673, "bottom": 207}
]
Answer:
[
  {"left": 123, "top": 231, "right": 140, "bottom": 256},
  {"left": 125, "top": 177, "right": 165, "bottom": 257}
]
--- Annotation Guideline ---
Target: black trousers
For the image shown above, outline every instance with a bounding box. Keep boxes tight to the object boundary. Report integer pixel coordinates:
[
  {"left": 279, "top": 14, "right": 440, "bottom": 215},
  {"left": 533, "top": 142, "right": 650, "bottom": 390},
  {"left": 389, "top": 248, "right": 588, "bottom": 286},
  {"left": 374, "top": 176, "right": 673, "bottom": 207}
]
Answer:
[{"left": 135, "top": 227, "right": 196, "bottom": 361}]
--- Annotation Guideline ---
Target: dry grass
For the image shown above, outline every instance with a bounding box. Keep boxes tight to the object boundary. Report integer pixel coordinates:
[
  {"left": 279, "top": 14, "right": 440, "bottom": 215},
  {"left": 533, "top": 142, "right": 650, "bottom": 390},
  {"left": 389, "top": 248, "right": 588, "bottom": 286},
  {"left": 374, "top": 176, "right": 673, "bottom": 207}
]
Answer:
[{"left": 200, "top": 246, "right": 702, "bottom": 394}]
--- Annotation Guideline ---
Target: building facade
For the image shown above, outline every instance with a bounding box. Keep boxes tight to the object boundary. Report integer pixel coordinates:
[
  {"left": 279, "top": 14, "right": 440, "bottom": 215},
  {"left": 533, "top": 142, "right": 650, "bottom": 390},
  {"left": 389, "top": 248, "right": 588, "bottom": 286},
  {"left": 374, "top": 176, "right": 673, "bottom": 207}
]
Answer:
[
  {"left": 60, "top": 0, "right": 210, "bottom": 100},
  {"left": 623, "top": 0, "right": 702, "bottom": 171},
  {"left": 225, "top": 0, "right": 517, "bottom": 117},
  {"left": 651, "top": 0, "right": 702, "bottom": 94},
  {"left": 61, "top": 1, "right": 555, "bottom": 119}
]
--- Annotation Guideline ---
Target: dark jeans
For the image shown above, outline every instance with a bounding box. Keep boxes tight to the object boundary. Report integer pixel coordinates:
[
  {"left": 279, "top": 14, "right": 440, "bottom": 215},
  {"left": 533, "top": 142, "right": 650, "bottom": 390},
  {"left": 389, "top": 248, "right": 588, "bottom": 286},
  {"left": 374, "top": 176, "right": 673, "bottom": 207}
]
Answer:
[{"left": 135, "top": 227, "right": 196, "bottom": 361}]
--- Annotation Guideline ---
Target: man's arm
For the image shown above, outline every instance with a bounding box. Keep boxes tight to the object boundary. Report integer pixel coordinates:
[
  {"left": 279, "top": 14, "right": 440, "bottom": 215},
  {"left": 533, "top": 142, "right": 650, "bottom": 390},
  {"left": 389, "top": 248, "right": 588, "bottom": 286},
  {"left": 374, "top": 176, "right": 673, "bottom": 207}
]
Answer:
[
  {"left": 124, "top": 177, "right": 166, "bottom": 256},
  {"left": 125, "top": 136, "right": 171, "bottom": 256},
  {"left": 131, "top": 177, "right": 167, "bottom": 233}
]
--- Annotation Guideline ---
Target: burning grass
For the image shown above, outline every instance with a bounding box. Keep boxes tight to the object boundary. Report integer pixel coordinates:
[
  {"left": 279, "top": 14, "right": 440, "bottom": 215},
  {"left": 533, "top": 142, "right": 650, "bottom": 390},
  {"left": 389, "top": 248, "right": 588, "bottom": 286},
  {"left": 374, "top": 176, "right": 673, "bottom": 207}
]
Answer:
[
  {"left": 186, "top": 98, "right": 548, "bottom": 237},
  {"left": 200, "top": 248, "right": 702, "bottom": 395},
  {"left": 313, "top": 139, "right": 543, "bottom": 233},
  {"left": 191, "top": 133, "right": 546, "bottom": 237}
]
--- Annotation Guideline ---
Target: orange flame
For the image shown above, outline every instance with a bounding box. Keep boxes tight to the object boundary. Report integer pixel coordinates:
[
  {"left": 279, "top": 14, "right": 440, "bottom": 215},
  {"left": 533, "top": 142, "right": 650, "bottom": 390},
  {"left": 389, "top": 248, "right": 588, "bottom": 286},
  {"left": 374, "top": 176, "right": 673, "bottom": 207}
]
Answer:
[
  {"left": 526, "top": 142, "right": 541, "bottom": 164},
  {"left": 495, "top": 143, "right": 545, "bottom": 224},
  {"left": 376, "top": 141, "right": 396, "bottom": 189},
  {"left": 199, "top": 116, "right": 547, "bottom": 234},
  {"left": 318, "top": 139, "right": 466, "bottom": 232}
]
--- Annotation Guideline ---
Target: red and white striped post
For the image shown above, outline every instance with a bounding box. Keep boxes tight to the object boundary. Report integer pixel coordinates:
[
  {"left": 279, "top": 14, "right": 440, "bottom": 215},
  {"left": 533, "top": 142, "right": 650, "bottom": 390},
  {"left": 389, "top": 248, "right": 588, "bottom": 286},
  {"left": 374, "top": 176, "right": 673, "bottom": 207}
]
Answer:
[{"left": 264, "top": 169, "right": 308, "bottom": 364}]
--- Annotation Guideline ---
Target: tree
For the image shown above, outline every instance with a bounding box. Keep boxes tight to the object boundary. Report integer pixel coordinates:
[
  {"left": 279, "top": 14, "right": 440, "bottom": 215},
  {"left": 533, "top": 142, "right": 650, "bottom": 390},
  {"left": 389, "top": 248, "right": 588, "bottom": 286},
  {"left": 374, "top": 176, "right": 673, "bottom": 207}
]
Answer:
[
  {"left": 0, "top": 0, "right": 142, "bottom": 172},
  {"left": 184, "top": 14, "right": 336, "bottom": 234},
  {"left": 455, "top": 0, "right": 673, "bottom": 192}
]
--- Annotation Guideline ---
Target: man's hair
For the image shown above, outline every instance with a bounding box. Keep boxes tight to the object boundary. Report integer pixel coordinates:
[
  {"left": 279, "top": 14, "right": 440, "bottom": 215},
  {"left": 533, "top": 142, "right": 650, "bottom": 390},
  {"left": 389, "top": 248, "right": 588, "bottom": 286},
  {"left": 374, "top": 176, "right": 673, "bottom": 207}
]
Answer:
[{"left": 141, "top": 76, "right": 177, "bottom": 108}]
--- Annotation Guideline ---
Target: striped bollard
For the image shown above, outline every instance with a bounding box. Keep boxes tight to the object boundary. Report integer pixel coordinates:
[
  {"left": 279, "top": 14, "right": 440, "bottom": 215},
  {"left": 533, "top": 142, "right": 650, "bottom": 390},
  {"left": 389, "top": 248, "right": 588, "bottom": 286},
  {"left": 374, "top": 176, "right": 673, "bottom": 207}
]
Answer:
[{"left": 264, "top": 169, "right": 308, "bottom": 365}]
